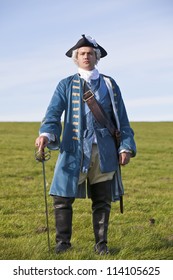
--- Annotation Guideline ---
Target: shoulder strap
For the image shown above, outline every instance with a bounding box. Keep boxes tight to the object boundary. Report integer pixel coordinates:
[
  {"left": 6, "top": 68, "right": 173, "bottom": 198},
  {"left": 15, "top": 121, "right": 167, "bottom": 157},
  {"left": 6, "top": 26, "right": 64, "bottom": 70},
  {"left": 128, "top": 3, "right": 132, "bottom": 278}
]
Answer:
[{"left": 83, "top": 82, "right": 121, "bottom": 147}]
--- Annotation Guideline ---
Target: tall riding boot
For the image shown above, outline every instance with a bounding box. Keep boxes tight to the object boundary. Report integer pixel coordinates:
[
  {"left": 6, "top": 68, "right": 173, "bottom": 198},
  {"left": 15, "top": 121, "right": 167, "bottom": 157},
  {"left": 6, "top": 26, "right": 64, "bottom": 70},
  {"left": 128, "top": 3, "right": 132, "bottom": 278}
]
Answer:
[
  {"left": 90, "top": 180, "right": 112, "bottom": 255},
  {"left": 53, "top": 196, "right": 75, "bottom": 253}
]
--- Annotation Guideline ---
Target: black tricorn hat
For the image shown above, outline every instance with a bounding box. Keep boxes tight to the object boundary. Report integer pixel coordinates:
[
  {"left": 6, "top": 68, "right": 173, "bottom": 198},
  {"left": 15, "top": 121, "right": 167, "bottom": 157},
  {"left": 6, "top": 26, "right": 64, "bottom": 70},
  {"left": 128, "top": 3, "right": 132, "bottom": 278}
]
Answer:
[{"left": 65, "top": 34, "right": 107, "bottom": 58}]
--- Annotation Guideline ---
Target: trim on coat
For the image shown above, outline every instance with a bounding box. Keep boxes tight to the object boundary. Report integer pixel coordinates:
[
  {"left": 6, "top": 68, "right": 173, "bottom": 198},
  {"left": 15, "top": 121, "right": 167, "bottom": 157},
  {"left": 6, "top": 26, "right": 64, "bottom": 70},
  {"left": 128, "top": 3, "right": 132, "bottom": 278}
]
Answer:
[
  {"left": 71, "top": 77, "right": 82, "bottom": 141},
  {"left": 103, "top": 76, "right": 120, "bottom": 130}
]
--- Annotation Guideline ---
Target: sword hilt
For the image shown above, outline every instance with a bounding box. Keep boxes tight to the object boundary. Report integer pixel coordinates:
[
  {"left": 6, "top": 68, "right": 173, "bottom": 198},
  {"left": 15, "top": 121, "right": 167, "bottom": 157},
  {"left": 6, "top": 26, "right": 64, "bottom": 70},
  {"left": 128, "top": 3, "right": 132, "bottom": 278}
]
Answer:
[{"left": 35, "top": 148, "right": 51, "bottom": 162}]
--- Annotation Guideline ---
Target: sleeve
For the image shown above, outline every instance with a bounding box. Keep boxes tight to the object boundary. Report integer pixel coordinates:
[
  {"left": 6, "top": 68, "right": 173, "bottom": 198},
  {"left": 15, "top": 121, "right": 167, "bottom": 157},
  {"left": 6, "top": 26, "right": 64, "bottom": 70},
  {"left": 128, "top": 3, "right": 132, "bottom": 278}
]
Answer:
[
  {"left": 113, "top": 82, "right": 137, "bottom": 157},
  {"left": 39, "top": 80, "right": 67, "bottom": 150}
]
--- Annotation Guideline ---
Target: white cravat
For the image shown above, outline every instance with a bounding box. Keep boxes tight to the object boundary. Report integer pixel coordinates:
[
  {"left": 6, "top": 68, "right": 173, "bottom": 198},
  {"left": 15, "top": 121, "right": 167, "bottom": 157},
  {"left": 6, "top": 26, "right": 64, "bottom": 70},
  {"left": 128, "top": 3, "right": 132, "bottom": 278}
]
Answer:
[{"left": 78, "top": 67, "right": 99, "bottom": 83}]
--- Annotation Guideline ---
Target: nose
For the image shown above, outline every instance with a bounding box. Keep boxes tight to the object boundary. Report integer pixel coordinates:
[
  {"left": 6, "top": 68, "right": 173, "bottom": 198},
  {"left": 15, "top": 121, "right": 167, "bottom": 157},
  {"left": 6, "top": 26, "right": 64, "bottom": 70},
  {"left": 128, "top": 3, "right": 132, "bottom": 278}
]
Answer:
[{"left": 84, "top": 53, "right": 89, "bottom": 59}]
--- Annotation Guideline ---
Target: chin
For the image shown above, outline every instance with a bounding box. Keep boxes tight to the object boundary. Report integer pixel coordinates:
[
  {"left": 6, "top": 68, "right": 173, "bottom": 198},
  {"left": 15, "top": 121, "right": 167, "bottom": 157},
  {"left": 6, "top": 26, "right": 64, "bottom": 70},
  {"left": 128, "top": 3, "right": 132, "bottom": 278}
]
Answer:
[{"left": 83, "top": 66, "right": 93, "bottom": 71}]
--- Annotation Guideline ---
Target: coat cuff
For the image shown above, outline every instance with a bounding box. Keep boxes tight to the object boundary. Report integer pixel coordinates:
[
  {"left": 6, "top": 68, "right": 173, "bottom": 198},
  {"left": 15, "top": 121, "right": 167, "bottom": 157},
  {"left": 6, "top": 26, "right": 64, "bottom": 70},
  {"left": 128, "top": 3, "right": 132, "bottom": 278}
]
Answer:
[{"left": 39, "top": 132, "right": 55, "bottom": 143}]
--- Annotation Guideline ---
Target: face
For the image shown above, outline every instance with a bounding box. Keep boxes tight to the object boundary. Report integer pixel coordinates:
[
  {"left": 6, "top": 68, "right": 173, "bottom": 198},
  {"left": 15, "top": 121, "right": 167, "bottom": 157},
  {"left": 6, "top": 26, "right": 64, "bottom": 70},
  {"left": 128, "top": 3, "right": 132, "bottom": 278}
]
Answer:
[{"left": 76, "top": 46, "right": 97, "bottom": 70}]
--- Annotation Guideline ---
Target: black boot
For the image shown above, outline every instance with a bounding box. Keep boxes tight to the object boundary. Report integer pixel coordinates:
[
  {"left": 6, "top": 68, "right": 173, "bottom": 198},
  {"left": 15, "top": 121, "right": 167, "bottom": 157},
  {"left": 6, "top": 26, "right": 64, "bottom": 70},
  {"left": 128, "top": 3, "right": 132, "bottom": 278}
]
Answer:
[
  {"left": 90, "top": 180, "right": 112, "bottom": 255},
  {"left": 53, "top": 196, "right": 75, "bottom": 253}
]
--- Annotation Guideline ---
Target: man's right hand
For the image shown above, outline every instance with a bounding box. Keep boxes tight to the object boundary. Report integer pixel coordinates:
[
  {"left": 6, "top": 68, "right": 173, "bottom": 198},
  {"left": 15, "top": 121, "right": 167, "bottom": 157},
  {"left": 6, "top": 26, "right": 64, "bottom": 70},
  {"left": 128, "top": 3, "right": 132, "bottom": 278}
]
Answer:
[{"left": 35, "top": 136, "right": 49, "bottom": 152}]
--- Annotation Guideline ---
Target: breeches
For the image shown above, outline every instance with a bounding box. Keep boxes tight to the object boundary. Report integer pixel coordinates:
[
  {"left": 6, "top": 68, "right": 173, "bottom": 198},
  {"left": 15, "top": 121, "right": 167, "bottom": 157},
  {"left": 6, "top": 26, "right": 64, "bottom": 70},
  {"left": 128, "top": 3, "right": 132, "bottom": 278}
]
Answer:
[{"left": 78, "top": 144, "right": 115, "bottom": 185}]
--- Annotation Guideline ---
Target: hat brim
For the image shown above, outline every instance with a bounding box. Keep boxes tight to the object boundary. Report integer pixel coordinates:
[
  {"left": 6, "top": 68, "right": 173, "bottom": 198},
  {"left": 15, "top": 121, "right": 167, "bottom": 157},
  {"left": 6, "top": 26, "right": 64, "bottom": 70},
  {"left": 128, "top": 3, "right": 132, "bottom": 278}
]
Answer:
[{"left": 65, "top": 37, "right": 107, "bottom": 58}]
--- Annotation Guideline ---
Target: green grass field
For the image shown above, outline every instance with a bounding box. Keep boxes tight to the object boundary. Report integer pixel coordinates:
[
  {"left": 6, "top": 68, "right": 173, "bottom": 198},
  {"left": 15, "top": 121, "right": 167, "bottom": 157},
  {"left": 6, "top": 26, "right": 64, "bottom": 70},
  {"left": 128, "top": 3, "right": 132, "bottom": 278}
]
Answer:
[{"left": 0, "top": 122, "right": 173, "bottom": 260}]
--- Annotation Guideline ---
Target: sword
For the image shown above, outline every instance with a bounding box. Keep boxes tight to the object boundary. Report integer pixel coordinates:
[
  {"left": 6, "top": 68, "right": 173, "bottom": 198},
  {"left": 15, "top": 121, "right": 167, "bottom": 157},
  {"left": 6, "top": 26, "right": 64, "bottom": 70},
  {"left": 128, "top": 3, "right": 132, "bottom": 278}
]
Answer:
[
  {"left": 120, "top": 195, "right": 123, "bottom": 214},
  {"left": 35, "top": 148, "right": 51, "bottom": 253}
]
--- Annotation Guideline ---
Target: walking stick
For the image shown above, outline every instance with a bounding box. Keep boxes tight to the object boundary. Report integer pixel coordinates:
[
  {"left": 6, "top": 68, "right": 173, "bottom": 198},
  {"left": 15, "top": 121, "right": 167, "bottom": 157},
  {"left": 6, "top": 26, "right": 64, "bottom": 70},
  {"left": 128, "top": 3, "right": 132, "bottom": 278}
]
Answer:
[{"left": 35, "top": 148, "right": 51, "bottom": 253}]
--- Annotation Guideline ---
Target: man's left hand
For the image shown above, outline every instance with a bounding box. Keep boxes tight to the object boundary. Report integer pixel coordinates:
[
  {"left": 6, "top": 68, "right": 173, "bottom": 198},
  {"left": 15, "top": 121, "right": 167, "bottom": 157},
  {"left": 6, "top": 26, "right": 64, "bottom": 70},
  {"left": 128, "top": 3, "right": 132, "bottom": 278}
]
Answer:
[{"left": 119, "top": 152, "right": 131, "bottom": 166}]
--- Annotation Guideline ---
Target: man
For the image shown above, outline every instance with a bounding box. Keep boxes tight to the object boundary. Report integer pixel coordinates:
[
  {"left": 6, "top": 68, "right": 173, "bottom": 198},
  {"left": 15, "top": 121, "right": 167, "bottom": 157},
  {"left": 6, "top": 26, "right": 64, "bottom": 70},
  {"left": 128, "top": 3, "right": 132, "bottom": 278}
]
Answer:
[{"left": 35, "top": 35, "right": 136, "bottom": 255}]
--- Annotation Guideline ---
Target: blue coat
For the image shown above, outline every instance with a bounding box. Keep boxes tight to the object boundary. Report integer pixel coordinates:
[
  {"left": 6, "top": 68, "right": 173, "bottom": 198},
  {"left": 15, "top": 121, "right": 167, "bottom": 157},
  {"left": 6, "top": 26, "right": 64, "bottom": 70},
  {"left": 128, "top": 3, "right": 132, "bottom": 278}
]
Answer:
[{"left": 39, "top": 73, "right": 136, "bottom": 201}]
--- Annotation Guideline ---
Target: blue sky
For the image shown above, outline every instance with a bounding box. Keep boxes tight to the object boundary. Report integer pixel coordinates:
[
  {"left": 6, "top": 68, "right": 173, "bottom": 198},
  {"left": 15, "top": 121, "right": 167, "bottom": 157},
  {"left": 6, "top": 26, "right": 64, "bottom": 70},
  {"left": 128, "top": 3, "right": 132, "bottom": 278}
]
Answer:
[{"left": 1, "top": 0, "right": 173, "bottom": 121}]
